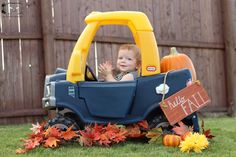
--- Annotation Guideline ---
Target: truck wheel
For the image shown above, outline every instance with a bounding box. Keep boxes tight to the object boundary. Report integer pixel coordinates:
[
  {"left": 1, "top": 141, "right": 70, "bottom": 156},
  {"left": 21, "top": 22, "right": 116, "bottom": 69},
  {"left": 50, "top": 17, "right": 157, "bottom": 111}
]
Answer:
[
  {"left": 46, "top": 113, "right": 80, "bottom": 131},
  {"left": 148, "top": 114, "right": 172, "bottom": 134}
]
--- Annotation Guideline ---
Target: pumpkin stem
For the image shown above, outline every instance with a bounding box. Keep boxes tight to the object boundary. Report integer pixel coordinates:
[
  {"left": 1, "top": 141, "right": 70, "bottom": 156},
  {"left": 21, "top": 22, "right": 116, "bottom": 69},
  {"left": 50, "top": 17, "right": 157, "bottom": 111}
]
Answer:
[{"left": 170, "top": 47, "right": 179, "bottom": 55}]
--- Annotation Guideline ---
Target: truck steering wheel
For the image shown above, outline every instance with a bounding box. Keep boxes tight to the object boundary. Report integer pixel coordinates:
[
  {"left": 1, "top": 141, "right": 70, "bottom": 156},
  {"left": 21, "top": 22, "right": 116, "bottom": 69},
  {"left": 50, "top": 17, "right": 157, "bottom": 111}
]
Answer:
[{"left": 85, "top": 65, "right": 98, "bottom": 81}]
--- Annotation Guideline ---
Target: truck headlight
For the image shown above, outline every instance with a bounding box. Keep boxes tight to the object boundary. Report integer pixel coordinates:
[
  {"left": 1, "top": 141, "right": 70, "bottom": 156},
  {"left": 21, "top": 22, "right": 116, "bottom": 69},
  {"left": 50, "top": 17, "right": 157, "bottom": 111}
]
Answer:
[{"left": 46, "top": 84, "right": 51, "bottom": 97}]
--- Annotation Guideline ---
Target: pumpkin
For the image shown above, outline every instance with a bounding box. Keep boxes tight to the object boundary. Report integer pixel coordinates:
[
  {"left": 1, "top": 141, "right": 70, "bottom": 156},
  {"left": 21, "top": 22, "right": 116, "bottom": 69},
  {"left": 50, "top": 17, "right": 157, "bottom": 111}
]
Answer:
[
  {"left": 162, "top": 134, "right": 181, "bottom": 147},
  {"left": 181, "top": 131, "right": 191, "bottom": 141},
  {"left": 160, "top": 47, "right": 197, "bottom": 81}
]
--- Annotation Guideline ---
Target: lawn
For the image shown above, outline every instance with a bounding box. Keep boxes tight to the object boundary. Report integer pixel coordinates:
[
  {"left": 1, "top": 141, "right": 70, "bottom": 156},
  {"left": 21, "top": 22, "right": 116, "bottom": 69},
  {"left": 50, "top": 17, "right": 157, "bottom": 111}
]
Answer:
[{"left": 0, "top": 117, "right": 236, "bottom": 157}]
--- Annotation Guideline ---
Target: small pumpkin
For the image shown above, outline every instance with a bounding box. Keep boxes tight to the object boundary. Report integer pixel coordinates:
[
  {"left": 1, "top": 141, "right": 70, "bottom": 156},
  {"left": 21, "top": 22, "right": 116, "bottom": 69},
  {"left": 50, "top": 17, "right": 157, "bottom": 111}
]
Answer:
[
  {"left": 162, "top": 134, "right": 181, "bottom": 147},
  {"left": 181, "top": 131, "right": 191, "bottom": 141},
  {"left": 160, "top": 47, "right": 197, "bottom": 81}
]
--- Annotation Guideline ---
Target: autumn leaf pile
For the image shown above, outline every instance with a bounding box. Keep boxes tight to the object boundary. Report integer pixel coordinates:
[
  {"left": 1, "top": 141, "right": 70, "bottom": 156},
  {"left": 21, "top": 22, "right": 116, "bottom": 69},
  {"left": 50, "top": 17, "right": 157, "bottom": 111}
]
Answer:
[
  {"left": 145, "top": 120, "right": 215, "bottom": 153},
  {"left": 16, "top": 122, "right": 79, "bottom": 154},
  {"left": 79, "top": 121, "right": 148, "bottom": 146},
  {"left": 16, "top": 119, "right": 214, "bottom": 154},
  {"left": 16, "top": 121, "right": 148, "bottom": 154}
]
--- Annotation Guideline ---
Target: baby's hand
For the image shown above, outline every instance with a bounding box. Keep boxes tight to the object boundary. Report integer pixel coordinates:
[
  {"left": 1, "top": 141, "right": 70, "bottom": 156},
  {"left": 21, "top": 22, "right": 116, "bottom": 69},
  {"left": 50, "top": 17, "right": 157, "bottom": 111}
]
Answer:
[{"left": 98, "top": 61, "right": 113, "bottom": 77}]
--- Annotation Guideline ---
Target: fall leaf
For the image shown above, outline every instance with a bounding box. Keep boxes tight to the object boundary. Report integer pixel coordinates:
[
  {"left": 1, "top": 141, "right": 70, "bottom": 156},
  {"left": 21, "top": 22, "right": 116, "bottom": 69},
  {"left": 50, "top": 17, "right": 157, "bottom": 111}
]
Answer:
[
  {"left": 30, "top": 122, "right": 42, "bottom": 134},
  {"left": 98, "top": 133, "right": 111, "bottom": 146},
  {"left": 79, "top": 127, "right": 95, "bottom": 146},
  {"left": 105, "top": 123, "right": 120, "bottom": 133},
  {"left": 201, "top": 120, "right": 215, "bottom": 139},
  {"left": 203, "top": 129, "right": 215, "bottom": 139},
  {"left": 146, "top": 128, "right": 162, "bottom": 138},
  {"left": 137, "top": 120, "right": 149, "bottom": 129},
  {"left": 93, "top": 123, "right": 104, "bottom": 133},
  {"left": 22, "top": 138, "right": 41, "bottom": 150},
  {"left": 44, "top": 126, "right": 61, "bottom": 138},
  {"left": 172, "top": 121, "right": 192, "bottom": 136},
  {"left": 44, "top": 137, "right": 60, "bottom": 148},
  {"left": 112, "top": 131, "right": 127, "bottom": 143},
  {"left": 148, "top": 135, "right": 163, "bottom": 144},
  {"left": 16, "top": 148, "right": 29, "bottom": 154},
  {"left": 61, "top": 126, "right": 79, "bottom": 141},
  {"left": 126, "top": 125, "right": 143, "bottom": 138},
  {"left": 146, "top": 128, "right": 163, "bottom": 144},
  {"left": 79, "top": 132, "right": 94, "bottom": 146}
]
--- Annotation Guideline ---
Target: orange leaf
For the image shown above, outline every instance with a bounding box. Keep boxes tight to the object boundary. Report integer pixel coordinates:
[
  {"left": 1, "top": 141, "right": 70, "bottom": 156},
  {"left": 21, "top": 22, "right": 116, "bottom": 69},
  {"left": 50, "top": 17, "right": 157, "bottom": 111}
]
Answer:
[
  {"left": 16, "top": 148, "right": 29, "bottom": 154},
  {"left": 98, "top": 133, "right": 111, "bottom": 146},
  {"left": 44, "top": 127, "right": 61, "bottom": 138},
  {"left": 44, "top": 137, "right": 60, "bottom": 148},
  {"left": 61, "top": 126, "right": 79, "bottom": 140},
  {"left": 112, "top": 130, "right": 127, "bottom": 143},
  {"left": 126, "top": 125, "right": 143, "bottom": 138},
  {"left": 172, "top": 121, "right": 192, "bottom": 136}
]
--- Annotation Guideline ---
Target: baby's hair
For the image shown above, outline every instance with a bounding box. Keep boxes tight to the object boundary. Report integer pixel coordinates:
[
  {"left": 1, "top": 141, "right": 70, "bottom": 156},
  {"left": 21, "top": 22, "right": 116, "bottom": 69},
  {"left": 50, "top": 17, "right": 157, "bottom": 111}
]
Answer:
[{"left": 119, "top": 44, "right": 141, "bottom": 66}]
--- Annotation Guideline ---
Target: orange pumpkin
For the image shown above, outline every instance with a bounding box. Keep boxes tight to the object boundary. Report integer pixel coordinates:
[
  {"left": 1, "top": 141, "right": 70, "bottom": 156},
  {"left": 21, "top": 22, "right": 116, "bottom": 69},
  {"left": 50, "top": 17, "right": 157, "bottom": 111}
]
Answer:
[
  {"left": 162, "top": 134, "right": 181, "bottom": 147},
  {"left": 160, "top": 47, "right": 197, "bottom": 81},
  {"left": 181, "top": 131, "right": 191, "bottom": 141}
]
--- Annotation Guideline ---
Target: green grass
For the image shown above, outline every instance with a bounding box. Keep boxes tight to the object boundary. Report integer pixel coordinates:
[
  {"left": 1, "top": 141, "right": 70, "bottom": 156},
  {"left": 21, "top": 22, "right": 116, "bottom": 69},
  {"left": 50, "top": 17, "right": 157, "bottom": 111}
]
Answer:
[{"left": 0, "top": 117, "right": 236, "bottom": 157}]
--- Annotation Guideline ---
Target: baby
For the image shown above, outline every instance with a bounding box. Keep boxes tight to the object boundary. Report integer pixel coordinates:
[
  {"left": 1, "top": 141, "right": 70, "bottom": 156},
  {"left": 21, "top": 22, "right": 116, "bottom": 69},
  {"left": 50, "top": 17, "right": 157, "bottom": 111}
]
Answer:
[{"left": 98, "top": 44, "right": 141, "bottom": 81}]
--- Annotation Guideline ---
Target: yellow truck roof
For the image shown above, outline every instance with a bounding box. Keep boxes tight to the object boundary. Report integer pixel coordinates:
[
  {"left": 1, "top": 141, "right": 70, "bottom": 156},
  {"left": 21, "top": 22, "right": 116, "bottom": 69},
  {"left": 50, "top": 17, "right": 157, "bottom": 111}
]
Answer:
[{"left": 67, "top": 11, "right": 160, "bottom": 83}]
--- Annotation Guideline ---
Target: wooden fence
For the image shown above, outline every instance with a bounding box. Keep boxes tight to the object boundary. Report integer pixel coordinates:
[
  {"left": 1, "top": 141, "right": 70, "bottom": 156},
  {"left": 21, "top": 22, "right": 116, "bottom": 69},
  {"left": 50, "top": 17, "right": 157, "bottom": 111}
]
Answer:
[{"left": 0, "top": 0, "right": 235, "bottom": 124}]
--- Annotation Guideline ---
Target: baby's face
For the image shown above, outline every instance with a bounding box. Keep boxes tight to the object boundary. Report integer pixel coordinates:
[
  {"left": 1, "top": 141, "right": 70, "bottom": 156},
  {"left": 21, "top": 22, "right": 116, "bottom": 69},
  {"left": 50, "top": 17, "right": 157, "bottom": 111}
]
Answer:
[{"left": 116, "top": 49, "right": 138, "bottom": 73}]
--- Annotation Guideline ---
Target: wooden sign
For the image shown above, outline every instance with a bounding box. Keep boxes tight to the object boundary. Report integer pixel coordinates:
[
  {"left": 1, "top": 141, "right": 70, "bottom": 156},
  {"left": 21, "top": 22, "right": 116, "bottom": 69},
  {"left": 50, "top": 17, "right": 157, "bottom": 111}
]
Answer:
[{"left": 160, "top": 82, "right": 210, "bottom": 125}]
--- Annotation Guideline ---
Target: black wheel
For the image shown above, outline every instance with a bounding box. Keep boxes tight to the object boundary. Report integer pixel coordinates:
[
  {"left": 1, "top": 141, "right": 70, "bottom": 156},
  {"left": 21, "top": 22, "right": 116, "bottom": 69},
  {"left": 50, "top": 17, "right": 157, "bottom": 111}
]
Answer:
[
  {"left": 147, "top": 112, "right": 173, "bottom": 134},
  {"left": 46, "top": 113, "right": 80, "bottom": 131}
]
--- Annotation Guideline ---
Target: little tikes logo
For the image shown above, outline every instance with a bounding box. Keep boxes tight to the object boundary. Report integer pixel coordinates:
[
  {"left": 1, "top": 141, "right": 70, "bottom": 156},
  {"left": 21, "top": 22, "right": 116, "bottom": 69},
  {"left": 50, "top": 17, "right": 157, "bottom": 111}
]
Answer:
[{"left": 146, "top": 66, "right": 156, "bottom": 72}]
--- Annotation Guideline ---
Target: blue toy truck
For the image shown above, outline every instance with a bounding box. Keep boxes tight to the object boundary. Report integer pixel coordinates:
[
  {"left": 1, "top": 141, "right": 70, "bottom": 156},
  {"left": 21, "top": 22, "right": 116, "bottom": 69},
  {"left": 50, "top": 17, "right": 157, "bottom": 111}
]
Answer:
[{"left": 42, "top": 11, "right": 199, "bottom": 131}]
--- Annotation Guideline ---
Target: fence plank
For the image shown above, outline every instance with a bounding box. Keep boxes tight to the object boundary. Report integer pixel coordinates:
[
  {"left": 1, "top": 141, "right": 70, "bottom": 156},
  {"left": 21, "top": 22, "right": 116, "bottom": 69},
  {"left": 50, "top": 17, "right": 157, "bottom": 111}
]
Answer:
[
  {"left": 20, "top": 0, "right": 41, "bottom": 33},
  {"left": 21, "top": 40, "right": 33, "bottom": 109},
  {"left": 211, "top": 0, "right": 223, "bottom": 43},
  {"left": 30, "top": 40, "right": 44, "bottom": 109},
  {"left": 200, "top": 0, "right": 213, "bottom": 42},
  {"left": 152, "top": 0, "right": 162, "bottom": 40},
  {"left": 54, "top": 0, "right": 63, "bottom": 34},
  {"left": 180, "top": 0, "right": 192, "bottom": 41},
  {"left": 191, "top": 0, "right": 201, "bottom": 41},
  {"left": 41, "top": 0, "right": 55, "bottom": 74}
]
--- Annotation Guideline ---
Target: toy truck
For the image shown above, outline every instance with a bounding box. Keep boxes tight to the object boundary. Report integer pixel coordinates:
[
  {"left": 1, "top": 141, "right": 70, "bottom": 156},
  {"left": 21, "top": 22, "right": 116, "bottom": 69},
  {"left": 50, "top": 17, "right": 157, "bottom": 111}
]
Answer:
[{"left": 42, "top": 11, "right": 195, "bottom": 131}]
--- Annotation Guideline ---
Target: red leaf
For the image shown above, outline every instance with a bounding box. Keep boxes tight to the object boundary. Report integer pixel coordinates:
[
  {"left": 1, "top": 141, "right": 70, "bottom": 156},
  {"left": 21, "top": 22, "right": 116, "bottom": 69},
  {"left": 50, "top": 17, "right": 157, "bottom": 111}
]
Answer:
[
  {"left": 44, "top": 137, "right": 60, "bottom": 148},
  {"left": 93, "top": 123, "right": 104, "bottom": 133},
  {"left": 61, "top": 126, "right": 79, "bottom": 140},
  {"left": 79, "top": 128, "right": 95, "bottom": 146},
  {"left": 203, "top": 129, "right": 215, "bottom": 139},
  {"left": 137, "top": 120, "right": 149, "bottom": 129},
  {"left": 201, "top": 120, "right": 215, "bottom": 139},
  {"left": 22, "top": 138, "right": 41, "bottom": 150}
]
